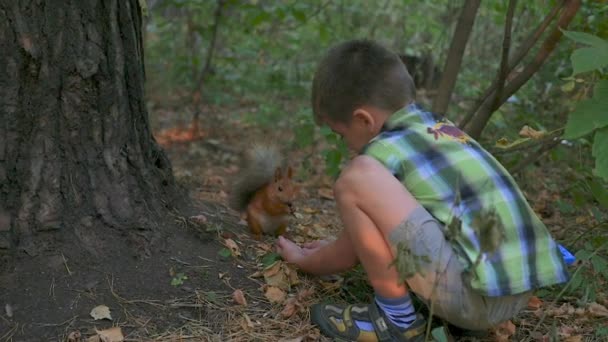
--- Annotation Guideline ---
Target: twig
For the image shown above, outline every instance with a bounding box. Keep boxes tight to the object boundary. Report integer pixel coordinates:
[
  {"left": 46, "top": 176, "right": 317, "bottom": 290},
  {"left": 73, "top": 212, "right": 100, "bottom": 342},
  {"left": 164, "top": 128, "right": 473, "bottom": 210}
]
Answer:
[
  {"left": 491, "top": 128, "right": 564, "bottom": 155},
  {"left": 465, "top": 0, "right": 581, "bottom": 138},
  {"left": 62, "top": 252, "right": 72, "bottom": 275},
  {"left": 524, "top": 240, "right": 608, "bottom": 341},
  {"left": 489, "top": 0, "right": 517, "bottom": 116},
  {"left": 459, "top": 1, "right": 563, "bottom": 129},
  {"left": 33, "top": 315, "right": 78, "bottom": 327},
  {"left": 511, "top": 138, "right": 562, "bottom": 174}
]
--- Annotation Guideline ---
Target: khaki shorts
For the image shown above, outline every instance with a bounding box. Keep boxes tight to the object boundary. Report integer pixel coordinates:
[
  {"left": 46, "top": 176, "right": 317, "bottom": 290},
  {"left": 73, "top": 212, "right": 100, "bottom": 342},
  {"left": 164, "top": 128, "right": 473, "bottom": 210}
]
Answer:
[{"left": 388, "top": 205, "right": 532, "bottom": 330}]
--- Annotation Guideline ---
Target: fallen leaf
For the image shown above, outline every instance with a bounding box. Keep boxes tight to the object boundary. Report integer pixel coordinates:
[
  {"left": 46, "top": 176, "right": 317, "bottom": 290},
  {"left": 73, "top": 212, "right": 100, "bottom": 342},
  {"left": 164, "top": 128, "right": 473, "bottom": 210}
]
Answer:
[
  {"left": 493, "top": 320, "right": 516, "bottom": 341},
  {"left": 90, "top": 305, "right": 112, "bottom": 320},
  {"left": 233, "top": 289, "right": 248, "bottom": 306},
  {"left": 317, "top": 188, "right": 334, "bottom": 200},
  {"left": 527, "top": 296, "right": 543, "bottom": 310},
  {"left": 519, "top": 125, "right": 545, "bottom": 139},
  {"left": 296, "top": 287, "right": 315, "bottom": 301},
  {"left": 67, "top": 331, "right": 82, "bottom": 342},
  {"left": 265, "top": 286, "right": 286, "bottom": 303},
  {"left": 263, "top": 262, "right": 290, "bottom": 290},
  {"left": 224, "top": 238, "right": 241, "bottom": 257},
  {"left": 5, "top": 303, "right": 12, "bottom": 318},
  {"left": 588, "top": 302, "right": 608, "bottom": 317},
  {"left": 278, "top": 336, "right": 304, "bottom": 342},
  {"left": 302, "top": 207, "right": 318, "bottom": 214},
  {"left": 189, "top": 214, "right": 207, "bottom": 225},
  {"left": 242, "top": 312, "right": 254, "bottom": 329},
  {"left": 280, "top": 297, "right": 299, "bottom": 318},
  {"left": 563, "top": 336, "right": 582, "bottom": 342},
  {"left": 95, "top": 327, "right": 124, "bottom": 342},
  {"left": 559, "top": 325, "right": 576, "bottom": 338}
]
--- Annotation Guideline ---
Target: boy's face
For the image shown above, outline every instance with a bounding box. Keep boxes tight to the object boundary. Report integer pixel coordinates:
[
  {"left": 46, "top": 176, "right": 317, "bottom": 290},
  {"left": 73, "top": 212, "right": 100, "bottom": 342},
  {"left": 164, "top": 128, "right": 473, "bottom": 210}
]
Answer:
[{"left": 321, "top": 107, "right": 386, "bottom": 152}]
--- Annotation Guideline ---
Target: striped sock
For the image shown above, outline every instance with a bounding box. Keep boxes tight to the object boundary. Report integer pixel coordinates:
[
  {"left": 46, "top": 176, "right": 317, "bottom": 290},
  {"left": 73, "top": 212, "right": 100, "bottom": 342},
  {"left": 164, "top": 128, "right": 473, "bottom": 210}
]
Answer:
[{"left": 355, "top": 293, "right": 416, "bottom": 332}]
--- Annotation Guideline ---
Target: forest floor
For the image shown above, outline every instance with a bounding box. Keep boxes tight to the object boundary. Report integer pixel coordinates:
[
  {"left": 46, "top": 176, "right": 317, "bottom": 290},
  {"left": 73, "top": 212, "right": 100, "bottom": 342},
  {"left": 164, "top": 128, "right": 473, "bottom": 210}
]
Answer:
[{"left": 1, "top": 96, "right": 607, "bottom": 342}]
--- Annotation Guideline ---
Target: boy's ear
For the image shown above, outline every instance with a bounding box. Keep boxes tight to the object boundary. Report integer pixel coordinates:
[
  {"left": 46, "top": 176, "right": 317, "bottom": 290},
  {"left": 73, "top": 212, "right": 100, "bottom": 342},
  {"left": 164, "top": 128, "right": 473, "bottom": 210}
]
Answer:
[
  {"left": 274, "top": 167, "right": 282, "bottom": 181},
  {"left": 353, "top": 108, "right": 375, "bottom": 130}
]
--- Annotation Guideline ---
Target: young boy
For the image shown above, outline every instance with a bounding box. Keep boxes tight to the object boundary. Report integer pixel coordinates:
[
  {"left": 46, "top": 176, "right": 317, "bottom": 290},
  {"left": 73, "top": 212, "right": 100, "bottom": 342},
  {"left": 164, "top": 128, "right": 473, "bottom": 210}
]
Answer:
[{"left": 276, "top": 39, "right": 570, "bottom": 341}]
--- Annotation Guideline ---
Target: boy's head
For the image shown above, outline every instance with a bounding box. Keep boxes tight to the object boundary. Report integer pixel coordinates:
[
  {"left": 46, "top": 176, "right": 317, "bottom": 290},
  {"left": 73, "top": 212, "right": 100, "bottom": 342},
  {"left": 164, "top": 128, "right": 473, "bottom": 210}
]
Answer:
[{"left": 311, "top": 39, "right": 416, "bottom": 151}]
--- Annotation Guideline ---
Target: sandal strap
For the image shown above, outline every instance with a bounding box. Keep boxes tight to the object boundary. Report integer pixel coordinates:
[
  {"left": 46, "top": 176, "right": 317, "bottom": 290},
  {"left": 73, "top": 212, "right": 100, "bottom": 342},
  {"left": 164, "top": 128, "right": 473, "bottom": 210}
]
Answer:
[{"left": 367, "top": 303, "right": 393, "bottom": 342}]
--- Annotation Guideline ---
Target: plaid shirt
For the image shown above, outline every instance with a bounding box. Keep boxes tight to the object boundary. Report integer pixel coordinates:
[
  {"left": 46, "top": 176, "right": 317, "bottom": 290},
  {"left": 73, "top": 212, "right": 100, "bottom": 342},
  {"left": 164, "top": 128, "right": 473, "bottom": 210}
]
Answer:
[{"left": 362, "top": 103, "right": 570, "bottom": 296}]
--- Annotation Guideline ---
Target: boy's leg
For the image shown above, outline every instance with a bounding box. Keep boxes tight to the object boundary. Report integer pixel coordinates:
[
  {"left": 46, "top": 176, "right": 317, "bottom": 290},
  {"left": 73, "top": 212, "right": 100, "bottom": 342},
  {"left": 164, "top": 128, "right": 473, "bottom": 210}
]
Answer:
[
  {"left": 308, "top": 156, "right": 432, "bottom": 341},
  {"left": 311, "top": 156, "right": 530, "bottom": 339}
]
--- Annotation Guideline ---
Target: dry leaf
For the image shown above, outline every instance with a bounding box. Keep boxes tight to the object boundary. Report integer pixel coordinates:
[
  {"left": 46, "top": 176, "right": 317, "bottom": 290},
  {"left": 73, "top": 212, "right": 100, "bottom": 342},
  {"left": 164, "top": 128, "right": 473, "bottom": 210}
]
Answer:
[
  {"left": 527, "top": 296, "right": 543, "bottom": 310},
  {"left": 5, "top": 303, "right": 13, "bottom": 318},
  {"left": 265, "top": 286, "right": 286, "bottom": 303},
  {"left": 302, "top": 207, "right": 318, "bottom": 214},
  {"left": 280, "top": 297, "right": 299, "bottom": 318},
  {"left": 558, "top": 325, "right": 577, "bottom": 338},
  {"left": 90, "top": 305, "right": 112, "bottom": 320},
  {"left": 224, "top": 238, "right": 241, "bottom": 257},
  {"left": 278, "top": 336, "right": 304, "bottom": 342},
  {"left": 588, "top": 302, "right": 608, "bottom": 317},
  {"left": 519, "top": 125, "right": 545, "bottom": 139},
  {"left": 317, "top": 188, "right": 334, "bottom": 200},
  {"left": 263, "top": 262, "right": 290, "bottom": 290},
  {"left": 296, "top": 287, "right": 315, "bottom": 301},
  {"left": 493, "top": 320, "right": 516, "bottom": 341},
  {"left": 189, "top": 214, "right": 207, "bottom": 225},
  {"left": 563, "top": 336, "right": 582, "bottom": 342},
  {"left": 242, "top": 312, "right": 254, "bottom": 329},
  {"left": 233, "top": 289, "right": 248, "bottom": 306},
  {"left": 67, "top": 331, "right": 82, "bottom": 342},
  {"left": 95, "top": 327, "right": 124, "bottom": 342}
]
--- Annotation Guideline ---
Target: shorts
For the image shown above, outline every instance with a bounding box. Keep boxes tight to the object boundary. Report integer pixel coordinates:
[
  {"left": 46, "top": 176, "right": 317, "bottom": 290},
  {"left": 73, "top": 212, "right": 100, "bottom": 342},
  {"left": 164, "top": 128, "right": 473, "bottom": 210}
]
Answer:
[{"left": 387, "top": 205, "right": 532, "bottom": 330}]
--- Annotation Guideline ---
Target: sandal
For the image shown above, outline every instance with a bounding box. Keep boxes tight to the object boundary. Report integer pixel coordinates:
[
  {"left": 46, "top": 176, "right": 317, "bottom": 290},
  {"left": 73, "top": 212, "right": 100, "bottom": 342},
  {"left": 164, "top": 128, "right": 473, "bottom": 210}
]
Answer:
[{"left": 310, "top": 302, "right": 429, "bottom": 342}]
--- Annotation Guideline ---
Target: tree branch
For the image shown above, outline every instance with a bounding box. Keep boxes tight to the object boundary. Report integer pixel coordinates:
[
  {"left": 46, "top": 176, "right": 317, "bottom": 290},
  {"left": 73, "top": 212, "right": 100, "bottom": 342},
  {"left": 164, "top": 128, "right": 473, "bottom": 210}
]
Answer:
[
  {"left": 459, "top": 1, "right": 564, "bottom": 129},
  {"left": 431, "top": 0, "right": 481, "bottom": 115},
  {"left": 465, "top": 0, "right": 581, "bottom": 139},
  {"left": 193, "top": 0, "right": 226, "bottom": 93},
  {"left": 489, "top": 0, "right": 517, "bottom": 119}
]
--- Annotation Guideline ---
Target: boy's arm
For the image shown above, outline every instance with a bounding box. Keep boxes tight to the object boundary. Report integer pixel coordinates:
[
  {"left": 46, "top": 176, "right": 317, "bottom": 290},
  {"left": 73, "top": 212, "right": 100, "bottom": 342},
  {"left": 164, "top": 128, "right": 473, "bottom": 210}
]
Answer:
[{"left": 280, "top": 230, "right": 359, "bottom": 276}]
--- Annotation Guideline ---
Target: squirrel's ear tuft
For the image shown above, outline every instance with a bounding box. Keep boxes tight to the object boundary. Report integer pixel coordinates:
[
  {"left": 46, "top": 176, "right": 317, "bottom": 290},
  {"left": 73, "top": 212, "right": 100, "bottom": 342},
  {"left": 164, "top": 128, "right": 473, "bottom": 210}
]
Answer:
[{"left": 274, "top": 167, "right": 282, "bottom": 181}]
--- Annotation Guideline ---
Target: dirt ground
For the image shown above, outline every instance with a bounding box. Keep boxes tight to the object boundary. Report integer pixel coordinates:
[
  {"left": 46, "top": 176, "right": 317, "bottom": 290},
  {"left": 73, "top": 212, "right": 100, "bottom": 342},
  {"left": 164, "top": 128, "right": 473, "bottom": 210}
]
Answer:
[{"left": 1, "top": 100, "right": 606, "bottom": 342}]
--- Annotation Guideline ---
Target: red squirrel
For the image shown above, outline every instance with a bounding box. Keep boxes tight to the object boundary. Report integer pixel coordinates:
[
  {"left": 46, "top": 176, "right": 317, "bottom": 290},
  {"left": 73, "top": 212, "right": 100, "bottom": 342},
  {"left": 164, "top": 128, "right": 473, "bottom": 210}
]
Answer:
[{"left": 229, "top": 144, "right": 299, "bottom": 240}]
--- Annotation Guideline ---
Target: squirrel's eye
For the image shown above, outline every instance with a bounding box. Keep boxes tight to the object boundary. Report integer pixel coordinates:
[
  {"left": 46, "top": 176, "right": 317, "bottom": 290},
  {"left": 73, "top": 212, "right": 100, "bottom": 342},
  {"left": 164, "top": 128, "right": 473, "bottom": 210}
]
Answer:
[{"left": 278, "top": 186, "right": 283, "bottom": 192}]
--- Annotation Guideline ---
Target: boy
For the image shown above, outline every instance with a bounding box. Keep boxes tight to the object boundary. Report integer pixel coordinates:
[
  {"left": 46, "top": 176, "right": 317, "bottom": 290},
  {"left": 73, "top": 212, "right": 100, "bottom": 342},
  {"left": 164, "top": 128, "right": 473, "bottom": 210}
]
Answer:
[{"left": 276, "top": 39, "right": 570, "bottom": 341}]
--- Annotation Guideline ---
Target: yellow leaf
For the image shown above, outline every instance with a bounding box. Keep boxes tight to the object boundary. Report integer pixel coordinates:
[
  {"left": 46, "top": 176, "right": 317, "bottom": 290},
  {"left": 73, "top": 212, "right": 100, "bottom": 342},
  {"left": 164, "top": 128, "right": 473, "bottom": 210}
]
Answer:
[
  {"left": 519, "top": 125, "right": 545, "bottom": 139},
  {"left": 89, "top": 305, "right": 112, "bottom": 321},
  {"left": 224, "top": 238, "right": 241, "bottom": 257},
  {"left": 265, "top": 286, "right": 286, "bottom": 303},
  {"left": 95, "top": 327, "right": 124, "bottom": 342}
]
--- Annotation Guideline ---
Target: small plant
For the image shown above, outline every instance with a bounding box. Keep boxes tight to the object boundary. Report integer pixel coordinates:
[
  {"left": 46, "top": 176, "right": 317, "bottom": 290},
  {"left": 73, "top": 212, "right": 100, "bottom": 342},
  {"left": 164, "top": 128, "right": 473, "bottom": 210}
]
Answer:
[{"left": 171, "top": 272, "right": 189, "bottom": 286}]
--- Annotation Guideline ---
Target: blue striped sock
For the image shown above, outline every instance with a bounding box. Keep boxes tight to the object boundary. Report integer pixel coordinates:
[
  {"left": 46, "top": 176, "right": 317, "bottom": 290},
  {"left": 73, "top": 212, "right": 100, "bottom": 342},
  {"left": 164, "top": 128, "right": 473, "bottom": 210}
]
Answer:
[{"left": 355, "top": 293, "right": 416, "bottom": 332}]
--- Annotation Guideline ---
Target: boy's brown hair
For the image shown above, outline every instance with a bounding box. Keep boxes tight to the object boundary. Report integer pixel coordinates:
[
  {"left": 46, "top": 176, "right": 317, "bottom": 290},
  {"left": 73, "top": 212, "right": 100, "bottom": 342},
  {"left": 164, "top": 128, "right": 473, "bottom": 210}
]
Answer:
[{"left": 311, "top": 39, "right": 416, "bottom": 125}]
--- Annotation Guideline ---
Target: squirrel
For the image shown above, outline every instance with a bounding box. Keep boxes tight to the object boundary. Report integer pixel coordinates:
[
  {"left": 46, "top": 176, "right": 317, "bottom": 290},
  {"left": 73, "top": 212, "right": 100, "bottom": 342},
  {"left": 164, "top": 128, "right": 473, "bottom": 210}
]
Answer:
[{"left": 229, "top": 144, "right": 299, "bottom": 240}]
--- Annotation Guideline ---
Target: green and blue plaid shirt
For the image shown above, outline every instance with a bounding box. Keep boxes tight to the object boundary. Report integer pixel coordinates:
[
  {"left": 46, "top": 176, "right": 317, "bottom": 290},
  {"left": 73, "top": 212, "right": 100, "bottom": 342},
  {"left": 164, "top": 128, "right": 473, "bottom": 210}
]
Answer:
[{"left": 362, "top": 103, "right": 570, "bottom": 296}]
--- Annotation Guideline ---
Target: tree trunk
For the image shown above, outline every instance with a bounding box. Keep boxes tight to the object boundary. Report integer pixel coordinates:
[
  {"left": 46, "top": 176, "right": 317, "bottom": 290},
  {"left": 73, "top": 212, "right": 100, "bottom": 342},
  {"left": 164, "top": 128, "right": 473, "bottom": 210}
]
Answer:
[
  {"left": 0, "top": 0, "right": 179, "bottom": 258},
  {"left": 431, "top": 0, "right": 481, "bottom": 115}
]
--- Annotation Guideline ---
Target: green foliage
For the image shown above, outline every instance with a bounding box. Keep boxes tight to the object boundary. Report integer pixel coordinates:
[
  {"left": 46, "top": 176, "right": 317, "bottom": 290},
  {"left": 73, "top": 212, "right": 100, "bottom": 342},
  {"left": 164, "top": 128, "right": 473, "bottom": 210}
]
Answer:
[
  {"left": 562, "top": 30, "right": 608, "bottom": 182},
  {"left": 170, "top": 272, "right": 188, "bottom": 286}
]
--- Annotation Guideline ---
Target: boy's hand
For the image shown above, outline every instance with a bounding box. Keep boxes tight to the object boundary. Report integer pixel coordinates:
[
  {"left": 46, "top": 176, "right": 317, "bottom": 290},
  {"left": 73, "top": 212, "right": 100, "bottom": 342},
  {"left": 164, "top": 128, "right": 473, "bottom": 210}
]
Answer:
[
  {"left": 276, "top": 236, "right": 307, "bottom": 266},
  {"left": 301, "top": 239, "right": 330, "bottom": 255}
]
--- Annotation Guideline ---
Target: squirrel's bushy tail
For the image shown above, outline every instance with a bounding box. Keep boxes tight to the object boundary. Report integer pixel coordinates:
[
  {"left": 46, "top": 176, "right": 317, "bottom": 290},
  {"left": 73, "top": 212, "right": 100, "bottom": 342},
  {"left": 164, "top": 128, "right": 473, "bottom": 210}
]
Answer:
[{"left": 229, "top": 144, "right": 284, "bottom": 212}]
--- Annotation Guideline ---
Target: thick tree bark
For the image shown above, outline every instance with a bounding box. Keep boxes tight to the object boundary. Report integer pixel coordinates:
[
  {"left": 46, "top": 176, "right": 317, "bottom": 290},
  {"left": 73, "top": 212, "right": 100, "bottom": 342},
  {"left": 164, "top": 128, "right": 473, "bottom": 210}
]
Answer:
[
  {"left": 431, "top": 0, "right": 481, "bottom": 115},
  {"left": 0, "top": 0, "right": 178, "bottom": 257}
]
